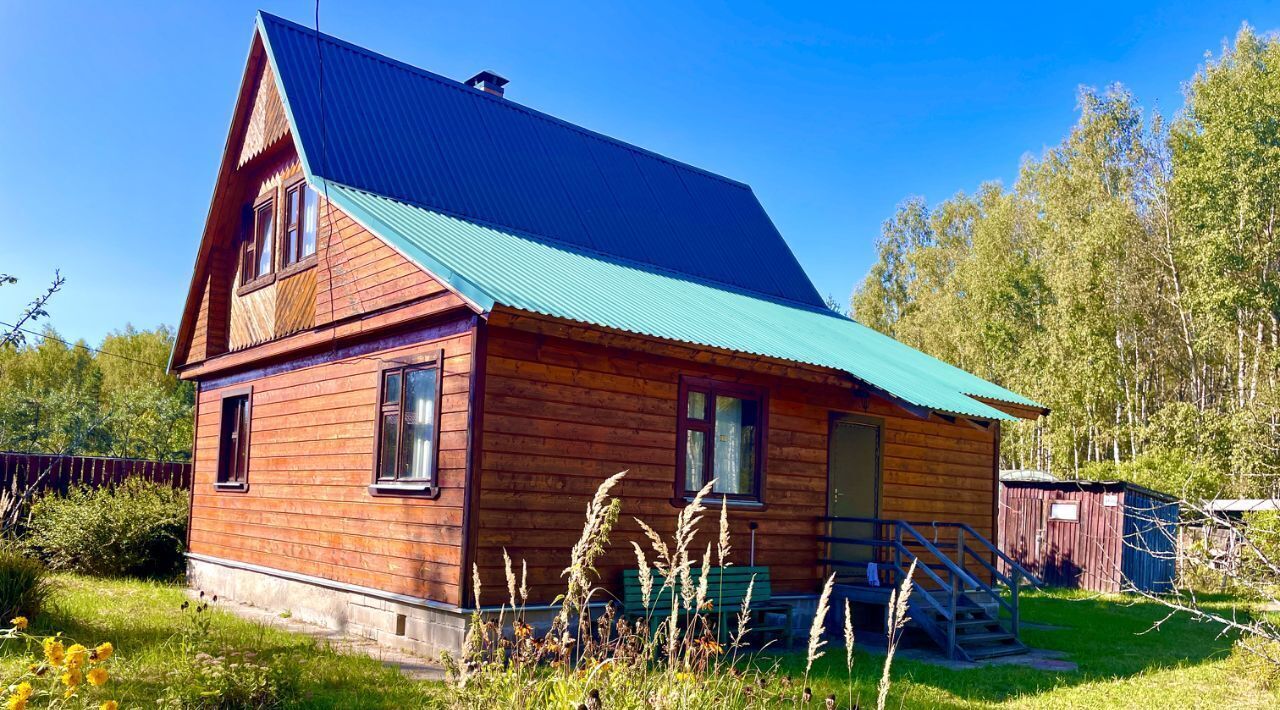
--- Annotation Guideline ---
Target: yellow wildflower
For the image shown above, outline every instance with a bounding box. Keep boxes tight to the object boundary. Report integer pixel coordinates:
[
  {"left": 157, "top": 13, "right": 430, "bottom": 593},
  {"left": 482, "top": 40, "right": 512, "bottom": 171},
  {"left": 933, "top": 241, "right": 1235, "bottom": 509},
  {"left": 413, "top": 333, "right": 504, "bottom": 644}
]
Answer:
[
  {"left": 9, "top": 617, "right": 27, "bottom": 630},
  {"left": 92, "top": 642, "right": 113, "bottom": 662},
  {"left": 5, "top": 696, "right": 26, "bottom": 710},
  {"left": 11, "top": 684, "right": 31, "bottom": 701},
  {"left": 86, "top": 667, "right": 108, "bottom": 687},
  {"left": 60, "top": 668, "right": 82, "bottom": 688},
  {"left": 65, "top": 644, "right": 88, "bottom": 669},
  {"left": 42, "top": 638, "right": 65, "bottom": 666},
  {"left": 100, "top": 702, "right": 118, "bottom": 710}
]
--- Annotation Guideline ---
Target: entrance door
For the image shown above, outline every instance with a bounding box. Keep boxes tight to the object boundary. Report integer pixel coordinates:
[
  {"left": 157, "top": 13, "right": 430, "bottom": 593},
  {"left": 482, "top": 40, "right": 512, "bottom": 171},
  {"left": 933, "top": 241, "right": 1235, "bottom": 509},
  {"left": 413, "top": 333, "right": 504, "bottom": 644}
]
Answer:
[
  {"left": 1006, "top": 498, "right": 1046, "bottom": 574},
  {"left": 827, "top": 417, "right": 883, "bottom": 572}
]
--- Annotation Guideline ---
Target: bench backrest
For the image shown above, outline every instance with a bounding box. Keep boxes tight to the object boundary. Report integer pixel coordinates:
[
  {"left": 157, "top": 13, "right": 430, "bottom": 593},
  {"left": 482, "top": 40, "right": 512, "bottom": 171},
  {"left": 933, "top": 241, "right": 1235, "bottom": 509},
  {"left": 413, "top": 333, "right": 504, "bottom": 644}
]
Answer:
[{"left": 621, "top": 566, "right": 773, "bottom": 612}]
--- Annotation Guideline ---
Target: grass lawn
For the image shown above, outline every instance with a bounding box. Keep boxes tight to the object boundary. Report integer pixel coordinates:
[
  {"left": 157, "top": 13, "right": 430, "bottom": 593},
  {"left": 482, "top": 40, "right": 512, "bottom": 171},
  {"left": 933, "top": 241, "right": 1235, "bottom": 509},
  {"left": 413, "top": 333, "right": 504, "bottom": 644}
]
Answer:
[
  {"left": 2, "top": 575, "right": 1276, "bottom": 708},
  {"left": 775, "top": 588, "right": 1278, "bottom": 709}
]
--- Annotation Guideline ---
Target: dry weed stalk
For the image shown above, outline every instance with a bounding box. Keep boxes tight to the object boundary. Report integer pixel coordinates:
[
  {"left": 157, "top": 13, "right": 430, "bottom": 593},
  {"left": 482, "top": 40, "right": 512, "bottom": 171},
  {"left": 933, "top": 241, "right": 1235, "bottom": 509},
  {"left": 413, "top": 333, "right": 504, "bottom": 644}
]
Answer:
[
  {"left": 732, "top": 573, "right": 756, "bottom": 649},
  {"left": 804, "top": 572, "right": 836, "bottom": 685},
  {"left": 630, "top": 541, "right": 653, "bottom": 611},
  {"left": 559, "top": 470, "right": 626, "bottom": 629},
  {"left": 877, "top": 559, "right": 917, "bottom": 710},
  {"left": 717, "top": 496, "right": 732, "bottom": 567}
]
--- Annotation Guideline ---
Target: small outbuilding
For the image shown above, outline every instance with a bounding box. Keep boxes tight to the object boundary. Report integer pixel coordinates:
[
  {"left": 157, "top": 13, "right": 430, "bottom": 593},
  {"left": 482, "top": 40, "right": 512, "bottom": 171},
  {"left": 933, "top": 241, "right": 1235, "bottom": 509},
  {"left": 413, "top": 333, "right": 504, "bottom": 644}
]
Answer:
[{"left": 999, "top": 478, "right": 1179, "bottom": 593}]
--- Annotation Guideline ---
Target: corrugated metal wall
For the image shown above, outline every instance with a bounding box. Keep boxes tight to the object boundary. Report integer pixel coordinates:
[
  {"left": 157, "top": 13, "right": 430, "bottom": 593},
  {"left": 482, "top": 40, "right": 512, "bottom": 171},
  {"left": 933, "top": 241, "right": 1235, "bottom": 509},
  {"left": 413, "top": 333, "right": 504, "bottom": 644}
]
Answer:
[{"left": 1121, "top": 491, "right": 1180, "bottom": 593}]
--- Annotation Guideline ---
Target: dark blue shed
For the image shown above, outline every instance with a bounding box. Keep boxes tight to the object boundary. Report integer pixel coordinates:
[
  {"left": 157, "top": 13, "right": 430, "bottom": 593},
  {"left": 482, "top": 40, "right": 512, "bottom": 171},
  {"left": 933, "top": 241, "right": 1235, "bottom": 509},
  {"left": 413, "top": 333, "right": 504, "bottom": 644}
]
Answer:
[{"left": 1000, "top": 479, "right": 1180, "bottom": 594}]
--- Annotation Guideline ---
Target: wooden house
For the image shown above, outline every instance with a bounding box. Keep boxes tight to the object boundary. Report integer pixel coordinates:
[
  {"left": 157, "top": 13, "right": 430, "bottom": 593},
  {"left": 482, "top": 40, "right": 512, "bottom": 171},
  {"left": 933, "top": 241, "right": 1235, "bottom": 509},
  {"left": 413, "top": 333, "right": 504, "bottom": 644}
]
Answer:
[
  {"left": 171, "top": 12, "right": 1046, "bottom": 659},
  {"left": 999, "top": 479, "right": 1179, "bottom": 593}
]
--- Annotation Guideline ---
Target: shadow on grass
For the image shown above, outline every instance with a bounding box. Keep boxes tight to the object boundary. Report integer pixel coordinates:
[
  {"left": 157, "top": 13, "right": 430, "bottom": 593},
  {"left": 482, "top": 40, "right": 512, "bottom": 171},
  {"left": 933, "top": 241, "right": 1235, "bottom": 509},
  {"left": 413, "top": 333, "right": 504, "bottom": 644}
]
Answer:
[{"left": 766, "top": 588, "right": 1245, "bottom": 707}]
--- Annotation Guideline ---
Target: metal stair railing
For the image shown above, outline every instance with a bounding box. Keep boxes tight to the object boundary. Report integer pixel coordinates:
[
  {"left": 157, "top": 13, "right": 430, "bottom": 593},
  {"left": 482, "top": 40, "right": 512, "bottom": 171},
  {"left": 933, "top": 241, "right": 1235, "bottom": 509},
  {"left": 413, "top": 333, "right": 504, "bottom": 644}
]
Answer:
[
  {"left": 910, "top": 521, "right": 1044, "bottom": 640},
  {"left": 818, "top": 516, "right": 985, "bottom": 660}
]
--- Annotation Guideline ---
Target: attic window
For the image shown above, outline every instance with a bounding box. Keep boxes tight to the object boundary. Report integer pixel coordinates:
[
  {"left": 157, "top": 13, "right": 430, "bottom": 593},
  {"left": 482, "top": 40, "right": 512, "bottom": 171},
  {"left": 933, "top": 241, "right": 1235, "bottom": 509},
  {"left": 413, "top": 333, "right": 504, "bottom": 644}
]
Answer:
[
  {"left": 242, "top": 195, "right": 275, "bottom": 284},
  {"left": 281, "top": 179, "right": 318, "bottom": 269}
]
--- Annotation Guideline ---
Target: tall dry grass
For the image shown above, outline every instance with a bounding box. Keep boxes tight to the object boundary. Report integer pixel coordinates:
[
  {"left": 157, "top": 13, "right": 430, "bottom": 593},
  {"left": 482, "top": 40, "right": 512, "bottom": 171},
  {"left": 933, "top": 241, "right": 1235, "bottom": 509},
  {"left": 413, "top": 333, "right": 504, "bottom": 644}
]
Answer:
[{"left": 440, "top": 471, "right": 915, "bottom": 709}]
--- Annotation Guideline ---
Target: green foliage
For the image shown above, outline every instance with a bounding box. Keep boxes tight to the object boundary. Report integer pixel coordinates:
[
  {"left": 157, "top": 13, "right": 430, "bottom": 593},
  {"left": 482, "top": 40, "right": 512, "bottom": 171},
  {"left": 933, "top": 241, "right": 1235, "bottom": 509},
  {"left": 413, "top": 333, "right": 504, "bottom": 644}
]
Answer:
[
  {"left": 852, "top": 25, "right": 1280, "bottom": 497},
  {"left": 158, "top": 648, "right": 297, "bottom": 709},
  {"left": 22, "top": 478, "right": 189, "bottom": 579},
  {"left": 0, "top": 324, "right": 193, "bottom": 460},
  {"left": 1241, "top": 510, "right": 1280, "bottom": 579},
  {"left": 0, "top": 547, "right": 50, "bottom": 621}
]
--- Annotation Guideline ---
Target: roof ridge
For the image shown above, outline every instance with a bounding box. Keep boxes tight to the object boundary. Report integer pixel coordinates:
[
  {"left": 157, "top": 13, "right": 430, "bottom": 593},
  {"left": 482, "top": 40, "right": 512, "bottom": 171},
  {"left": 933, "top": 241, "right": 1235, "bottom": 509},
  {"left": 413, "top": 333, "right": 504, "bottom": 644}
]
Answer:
[
  {"left": 257, "top": 11, "right": 754, "bottom": 192},
  {"left": 322, "top": 179, "right": 841, "bottom": 317}
]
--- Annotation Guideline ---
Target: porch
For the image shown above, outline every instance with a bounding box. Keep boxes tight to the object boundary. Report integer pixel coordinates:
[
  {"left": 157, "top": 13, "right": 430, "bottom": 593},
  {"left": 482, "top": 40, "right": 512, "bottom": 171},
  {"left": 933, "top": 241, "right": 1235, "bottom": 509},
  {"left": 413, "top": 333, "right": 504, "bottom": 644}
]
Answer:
[{"left": 819, "top": 516, "right": 1044, "bottom": 662}]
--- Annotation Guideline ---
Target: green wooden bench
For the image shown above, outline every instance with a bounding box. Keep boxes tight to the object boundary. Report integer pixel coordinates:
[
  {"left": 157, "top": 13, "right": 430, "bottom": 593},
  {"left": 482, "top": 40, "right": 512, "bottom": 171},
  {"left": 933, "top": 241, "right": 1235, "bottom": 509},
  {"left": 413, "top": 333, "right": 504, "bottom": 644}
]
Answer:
[{"left": 621, "top": 565, "right": 794, "bottom": 648}]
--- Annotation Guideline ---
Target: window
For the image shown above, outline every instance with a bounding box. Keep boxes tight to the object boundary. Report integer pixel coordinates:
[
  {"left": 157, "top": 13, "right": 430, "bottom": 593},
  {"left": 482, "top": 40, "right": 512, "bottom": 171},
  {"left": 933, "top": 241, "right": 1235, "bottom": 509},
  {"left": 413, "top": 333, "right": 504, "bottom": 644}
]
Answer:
[
  {"left": 216, "top": 390, "right": 252, "bottom": 491},
  {"left": 1049, "top": 501, "right": 1079, "bottom": 521},
  {"left": 371, "top": 357, "right": 442, "bottom": 495},
  {"left": 676, "top": 377, "right": 767, "bottom": 503},
  {"left": 242, "top": 196, "right": 275, "bottom": 283},
  {"left": 281, "top": 180, "right": 318, "bottom": 268}
]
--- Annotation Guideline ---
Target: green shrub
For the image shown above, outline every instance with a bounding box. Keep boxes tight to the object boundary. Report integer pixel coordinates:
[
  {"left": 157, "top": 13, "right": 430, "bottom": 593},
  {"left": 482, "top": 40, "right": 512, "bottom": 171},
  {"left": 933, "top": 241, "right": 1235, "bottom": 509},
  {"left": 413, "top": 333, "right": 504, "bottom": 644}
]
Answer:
[
  {"left": 23, "top": 478, "right": 188, "bottom": 578},
  {"left": 0, "top": 546, "right": 50, "bottom": 620}
]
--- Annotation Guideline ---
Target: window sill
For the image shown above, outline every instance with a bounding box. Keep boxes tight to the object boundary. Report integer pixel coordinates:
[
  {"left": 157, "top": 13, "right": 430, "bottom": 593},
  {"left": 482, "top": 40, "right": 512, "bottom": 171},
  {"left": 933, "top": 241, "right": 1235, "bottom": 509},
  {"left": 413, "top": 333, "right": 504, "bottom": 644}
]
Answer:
[
  {"left": 368, "top": 481, "right": 439, "bottom": 498},
  {"left": 236, "top": 274, "right": 276, "bottom": 297},
  {"left": 214, "top": 481, "right": 249, "bottom": 493},
  {"left": 670, "top": 495, "right": 766, "bottom": 510},
  {"left": 277, "top": 255, "right": 318, "bottom": 280}
]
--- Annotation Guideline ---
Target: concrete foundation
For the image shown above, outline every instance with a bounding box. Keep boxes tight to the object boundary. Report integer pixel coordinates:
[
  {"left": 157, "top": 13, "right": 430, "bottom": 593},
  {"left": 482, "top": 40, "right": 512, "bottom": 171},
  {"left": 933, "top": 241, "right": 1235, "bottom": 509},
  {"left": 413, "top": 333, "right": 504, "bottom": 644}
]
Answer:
[
  {"left": 187, "top": 554, "right": 468, "bottom": 659},
  {"left": 188, "top": 554, "right": 823, "bottom": 658}
]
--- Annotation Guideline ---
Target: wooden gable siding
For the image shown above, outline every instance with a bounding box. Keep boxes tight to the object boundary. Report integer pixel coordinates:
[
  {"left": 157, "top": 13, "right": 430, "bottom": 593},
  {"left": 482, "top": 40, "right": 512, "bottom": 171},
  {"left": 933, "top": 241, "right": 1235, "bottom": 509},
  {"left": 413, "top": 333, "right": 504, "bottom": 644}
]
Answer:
[
  {"left": 237, "top": 59, "right": 290, "bottom": 168},
  {"left": 174, "top": 40, "right": 457, "bottom": 370},
  {"left": 471, "top": 313, "right": 997, "bottom": 606},
  {"left": 314, "top": 207, "right": 449, "bottom": 326},
  {"left": 218, "top": 156, "right": 448, "bottom": 354},
  {"left": 188, "top": 319, "right": 477, "bottom": 606},
  {"left": 228, "top": 159, "right": 305, "bottom": 350}
]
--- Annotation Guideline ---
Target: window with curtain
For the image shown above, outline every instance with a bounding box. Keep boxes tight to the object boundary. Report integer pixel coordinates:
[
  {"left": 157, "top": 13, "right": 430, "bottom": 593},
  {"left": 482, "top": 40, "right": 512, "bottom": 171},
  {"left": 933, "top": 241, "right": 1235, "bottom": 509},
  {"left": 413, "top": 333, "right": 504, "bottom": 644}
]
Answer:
[
  {"left": 677, "top": 378, "right": 766, "bottom": 503},
  {"left": 281, "top": 179, "right": 319, "bottom": 268},
  {"left": 374, "top": 361, "right": 441, "bottom": 492},
  {"left": 242, "top": 196, "right": 275, "bottom": 284}
]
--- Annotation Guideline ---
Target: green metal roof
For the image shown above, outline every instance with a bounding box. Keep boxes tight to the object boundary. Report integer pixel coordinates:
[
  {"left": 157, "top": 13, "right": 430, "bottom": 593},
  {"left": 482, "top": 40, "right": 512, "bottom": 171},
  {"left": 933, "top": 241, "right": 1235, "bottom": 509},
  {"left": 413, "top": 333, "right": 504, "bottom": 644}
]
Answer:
[{"left": 324, "top": 182, "right": 1041, "bottom": 421}]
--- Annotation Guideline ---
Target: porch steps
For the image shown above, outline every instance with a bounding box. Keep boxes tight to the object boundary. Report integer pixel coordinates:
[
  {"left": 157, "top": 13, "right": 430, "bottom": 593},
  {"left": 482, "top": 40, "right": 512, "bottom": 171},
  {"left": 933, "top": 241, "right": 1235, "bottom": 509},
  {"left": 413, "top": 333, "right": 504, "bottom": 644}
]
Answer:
[
  {"left": 821, "top": 516, "right": 1044, "bottom": 662},
  {"left": 912, "top": 596, "right": 1028, "bottom": 662}
]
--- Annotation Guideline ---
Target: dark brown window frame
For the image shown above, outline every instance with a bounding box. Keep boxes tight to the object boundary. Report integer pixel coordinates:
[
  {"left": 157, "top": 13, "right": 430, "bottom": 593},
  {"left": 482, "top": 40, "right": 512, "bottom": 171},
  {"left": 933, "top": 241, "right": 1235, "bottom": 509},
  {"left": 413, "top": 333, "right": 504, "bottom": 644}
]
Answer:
[
  {"left": 674, "top": 376, "right": 769, "bottom": 508},
  {"left": 239, "top": 190, "right": 278, "bottom": 294},
  {"left": 369, "top": 351, "right": 445, "bottom": 498},
  {"left": 215, "top": 386, "right": 253, "bottom": 492},
  {"left": 278, "top": 177, "right": 319, "bottom": 276}
]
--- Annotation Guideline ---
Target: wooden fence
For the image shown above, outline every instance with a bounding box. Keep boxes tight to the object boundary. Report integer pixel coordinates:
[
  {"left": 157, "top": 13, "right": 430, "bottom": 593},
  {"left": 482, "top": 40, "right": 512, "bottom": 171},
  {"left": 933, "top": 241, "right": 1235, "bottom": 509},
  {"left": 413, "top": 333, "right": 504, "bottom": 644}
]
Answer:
[{"left": 0, "top": 452, "right": 192, "bottom": 496}]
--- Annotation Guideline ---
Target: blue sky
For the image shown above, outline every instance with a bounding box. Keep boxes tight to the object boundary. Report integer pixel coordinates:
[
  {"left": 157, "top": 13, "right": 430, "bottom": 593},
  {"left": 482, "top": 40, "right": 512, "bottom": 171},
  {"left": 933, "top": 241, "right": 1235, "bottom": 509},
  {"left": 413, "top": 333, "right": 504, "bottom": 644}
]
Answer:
[{"left": 0, "top": 1, "right": 1273, "bottom": 345}]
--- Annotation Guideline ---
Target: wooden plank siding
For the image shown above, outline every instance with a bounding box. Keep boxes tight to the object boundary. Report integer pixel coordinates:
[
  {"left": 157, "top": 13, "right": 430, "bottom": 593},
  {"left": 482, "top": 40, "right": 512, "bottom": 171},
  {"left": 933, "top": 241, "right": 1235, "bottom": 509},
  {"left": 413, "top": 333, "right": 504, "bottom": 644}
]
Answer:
[
  {"left": 237, "top": 60, "right": 290, "bottom": 168},
  {"left": 313, "top": 203, "right": 449, "bottom": 326},
  {"left": 1000, "top": 483, "right": 1125, "bottom": 592},
  {"left": 187, "top": 323, "right": 476, "bottom": 606},
  {"left": 471, "top": 313, "right": 998, "bottom": 606}
]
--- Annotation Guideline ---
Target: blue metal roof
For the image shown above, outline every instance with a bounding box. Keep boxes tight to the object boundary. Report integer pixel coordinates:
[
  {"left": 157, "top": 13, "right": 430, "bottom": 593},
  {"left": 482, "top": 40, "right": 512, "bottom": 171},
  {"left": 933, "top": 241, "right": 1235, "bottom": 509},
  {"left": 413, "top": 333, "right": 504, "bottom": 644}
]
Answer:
[
  {"left": 326, "top": 183, "right": 1041, "bottom": 420},
  {"left": 253, "top": 12, "right": 1043, "bottom": 420},
  {"left": 257, "top": 12, "right": 825, "bottom": 308}
]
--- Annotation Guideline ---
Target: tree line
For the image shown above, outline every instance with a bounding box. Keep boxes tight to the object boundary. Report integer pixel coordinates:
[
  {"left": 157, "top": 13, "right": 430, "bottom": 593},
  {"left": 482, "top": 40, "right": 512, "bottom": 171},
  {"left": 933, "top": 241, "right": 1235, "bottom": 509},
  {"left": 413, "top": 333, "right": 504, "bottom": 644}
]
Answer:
[
  {"left": 851, "top": 26, "right": 1280, "bottom": 501},
  {"left": 0, "top": 276, "right": 192, "bottom": 461}
]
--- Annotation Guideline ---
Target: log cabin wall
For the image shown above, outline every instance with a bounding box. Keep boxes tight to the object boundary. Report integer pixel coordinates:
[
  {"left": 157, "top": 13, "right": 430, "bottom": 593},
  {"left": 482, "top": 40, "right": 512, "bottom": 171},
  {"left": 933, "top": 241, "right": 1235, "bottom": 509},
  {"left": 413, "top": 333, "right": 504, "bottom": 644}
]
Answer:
[
  {"left": 471, "top": 311, "right": 998, "bottom": 606},
  {"left": 188, "top": 319, "right": 476, "bottom": 606}
]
